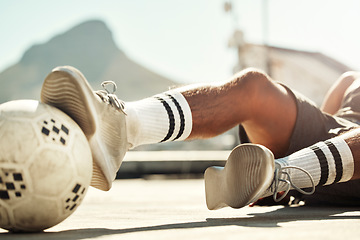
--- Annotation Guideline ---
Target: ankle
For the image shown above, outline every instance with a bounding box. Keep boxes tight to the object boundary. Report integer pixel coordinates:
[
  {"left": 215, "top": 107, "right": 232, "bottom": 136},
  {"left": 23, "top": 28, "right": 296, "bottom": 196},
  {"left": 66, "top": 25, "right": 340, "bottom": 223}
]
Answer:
[{"left": 124, "top": 90, "right": 192, "bottom": 148}]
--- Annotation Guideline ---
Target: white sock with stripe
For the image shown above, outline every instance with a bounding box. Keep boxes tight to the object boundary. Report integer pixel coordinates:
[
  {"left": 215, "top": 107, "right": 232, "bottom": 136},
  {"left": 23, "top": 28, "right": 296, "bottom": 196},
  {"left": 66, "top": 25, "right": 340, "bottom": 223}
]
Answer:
[
  {"left": 125, "top": 90, "right": 192, "bottom": 149},
  {"left": 273, "top": 136, "right": 354, "bottom": 193}
]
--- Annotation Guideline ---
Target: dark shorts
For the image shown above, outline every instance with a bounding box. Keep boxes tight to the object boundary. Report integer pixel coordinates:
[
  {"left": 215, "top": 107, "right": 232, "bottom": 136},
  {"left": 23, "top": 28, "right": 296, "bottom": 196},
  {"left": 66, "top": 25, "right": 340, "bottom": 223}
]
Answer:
[
  {"left": 239, "top": 82, "right": 360, "bottom": 206},
  {"left": 284, "top": 84, "right": 359, "bottom": 155}
]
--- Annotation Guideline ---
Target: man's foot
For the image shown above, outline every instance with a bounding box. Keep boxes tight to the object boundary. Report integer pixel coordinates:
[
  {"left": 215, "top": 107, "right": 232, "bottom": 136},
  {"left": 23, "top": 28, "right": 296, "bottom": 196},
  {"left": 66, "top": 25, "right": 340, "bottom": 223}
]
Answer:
[
  {"left": 204, "top": 144, "right": 275, "bottom": 210},
  {"left": 205, "top": 143, "right": 317, "bottom": 210},
  {"left": 41, "top": 66, "right": 129, "bottom": 191}
]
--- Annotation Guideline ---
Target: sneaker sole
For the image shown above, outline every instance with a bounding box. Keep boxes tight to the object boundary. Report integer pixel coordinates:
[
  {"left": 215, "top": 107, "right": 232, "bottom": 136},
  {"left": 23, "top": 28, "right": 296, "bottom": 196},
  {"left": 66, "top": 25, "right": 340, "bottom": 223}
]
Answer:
[
  {"left": 204, "top": 144, "right": 274, "bottom": 210},
  {"left": 41, "top": 66, "right": 114, "bottom": 191}
]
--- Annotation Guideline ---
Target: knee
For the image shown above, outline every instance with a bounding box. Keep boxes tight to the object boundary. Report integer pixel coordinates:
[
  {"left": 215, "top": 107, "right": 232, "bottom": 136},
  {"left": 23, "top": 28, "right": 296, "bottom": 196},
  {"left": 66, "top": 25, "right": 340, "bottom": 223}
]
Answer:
[
  {"left": 339, "top": 71, "right": 360, "bottom": 85},
  {"left": 231, "top": 68, "right": 273, "bottom": 96},
  {"left": 334, "top": 71, "right": 360, "bottom": 96},
  {"left": 233, "top": 68, "right": 269, "bottom": 81}
]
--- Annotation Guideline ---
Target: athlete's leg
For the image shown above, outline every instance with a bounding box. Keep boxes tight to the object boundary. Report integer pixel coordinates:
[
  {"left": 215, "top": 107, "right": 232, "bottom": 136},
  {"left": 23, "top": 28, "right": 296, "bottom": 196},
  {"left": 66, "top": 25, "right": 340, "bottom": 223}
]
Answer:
[
  {"left": 321, "top": 71, "right": 360, "bottom": 115},
  {"left": 206, "top": 71, "right": 360, "bottom": 209},
  {"left": 256, "top": 71, "right": 360, "bottom": 206},
  {"left": 41, "top": 66, "right": 296, "bottom": 190},
  {"left": 205, "top": 127, "right": 360, "bottom": 210},
  {"left": 127, "top": 68, "right": 296, "bottom": 156},
  {"left": 182, "top": 68, "right": 297, "bottom": 157}
]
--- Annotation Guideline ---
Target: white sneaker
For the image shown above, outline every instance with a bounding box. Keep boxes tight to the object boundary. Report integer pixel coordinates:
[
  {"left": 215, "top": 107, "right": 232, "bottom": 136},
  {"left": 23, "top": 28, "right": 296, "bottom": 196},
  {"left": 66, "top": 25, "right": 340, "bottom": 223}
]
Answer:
[
  {"left": 205, "top": 143, "right": 316, "bottom": 210},
  {"left": 260, "top": 162, "right": 316, "bottom": 202},
  {"left": 204, "top": 144, "right": 275, "bottom": 210},
  {"left": 41, "top": 66, "right": 130, "bottom": 191}
]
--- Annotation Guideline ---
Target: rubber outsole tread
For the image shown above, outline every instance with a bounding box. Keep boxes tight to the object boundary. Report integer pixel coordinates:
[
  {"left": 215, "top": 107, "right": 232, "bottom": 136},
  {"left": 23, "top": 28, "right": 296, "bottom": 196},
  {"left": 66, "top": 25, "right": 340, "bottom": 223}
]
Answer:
[
  {"left": 41, "top": 77, "right": 95, "bottom": 136},
  {"left": 41, "top": 66, "right": 128, "bottom": 191},
  {"left": 205, "top": 144, "right": 274, "bottom": 210}
]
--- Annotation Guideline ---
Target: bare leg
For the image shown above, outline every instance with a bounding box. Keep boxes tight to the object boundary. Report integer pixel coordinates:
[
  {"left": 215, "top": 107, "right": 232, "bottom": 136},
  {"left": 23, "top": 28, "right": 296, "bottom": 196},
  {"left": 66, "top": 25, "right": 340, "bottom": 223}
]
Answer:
[
  {"left": 341, "top": 128, "right": 360, "bottom": 180},
  {"left": 205, "top": 70, "right": 360, "bottom": 210},
  {"left": 206, "top": 126, "right": 360, "bottom": 210},
  {"left": 181, "top": 68, "right": 297, "bottom": 157},
  {"left": 321, "top": 71, "right": 360, "bottom": 114}
]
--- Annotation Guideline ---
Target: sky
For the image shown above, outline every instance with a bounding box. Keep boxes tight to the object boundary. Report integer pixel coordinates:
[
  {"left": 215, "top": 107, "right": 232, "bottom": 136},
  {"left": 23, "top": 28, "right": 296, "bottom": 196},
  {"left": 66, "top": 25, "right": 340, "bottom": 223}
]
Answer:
[{"left": 1, "top": 0, "right": 360, "bottom": 84}]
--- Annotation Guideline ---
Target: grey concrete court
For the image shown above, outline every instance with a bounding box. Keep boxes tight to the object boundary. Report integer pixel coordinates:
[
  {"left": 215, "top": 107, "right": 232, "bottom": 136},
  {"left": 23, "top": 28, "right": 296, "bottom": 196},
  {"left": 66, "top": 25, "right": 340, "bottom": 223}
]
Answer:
[{"left": 1, "top": 178, "right": 360, "bottom": 240}]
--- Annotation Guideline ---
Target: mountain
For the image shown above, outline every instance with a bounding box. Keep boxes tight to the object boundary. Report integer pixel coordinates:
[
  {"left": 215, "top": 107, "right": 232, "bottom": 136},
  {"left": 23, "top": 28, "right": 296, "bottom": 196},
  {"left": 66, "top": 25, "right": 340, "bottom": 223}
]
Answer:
[
  {"left": 0, "top": 19, "right": 237, "bottom": 151},
  {"left": 0, "top": 20, "right": 177, "bottom": 103}
]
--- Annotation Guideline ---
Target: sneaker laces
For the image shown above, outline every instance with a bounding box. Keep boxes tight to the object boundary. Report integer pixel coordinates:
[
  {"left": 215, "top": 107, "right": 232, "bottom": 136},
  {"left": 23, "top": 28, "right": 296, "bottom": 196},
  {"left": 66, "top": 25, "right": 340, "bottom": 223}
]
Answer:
[
  {"left": 95, "top": 81, "right": 127, "bottom": 115},
  {"left": 272, "top": 165, "right": 315, "bottom": 202}
]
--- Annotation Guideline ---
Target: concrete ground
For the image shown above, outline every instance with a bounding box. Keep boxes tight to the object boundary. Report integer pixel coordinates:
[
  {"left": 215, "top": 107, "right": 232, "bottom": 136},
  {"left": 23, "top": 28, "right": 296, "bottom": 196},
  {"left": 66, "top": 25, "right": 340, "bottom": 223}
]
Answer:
[{"left": 1, "top": 178, "right": 360, "bottom": 240}]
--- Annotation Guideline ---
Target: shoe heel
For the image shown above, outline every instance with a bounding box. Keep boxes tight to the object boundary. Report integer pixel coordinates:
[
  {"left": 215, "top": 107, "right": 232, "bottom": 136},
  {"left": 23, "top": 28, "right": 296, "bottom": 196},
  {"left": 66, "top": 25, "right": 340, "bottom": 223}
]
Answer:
[
  {"left": 41, "top": 67, "right": 96, "bottom": 136},
  {"left": 204, "top": 166, "right": 228, "bottom": 210},
  {"left": 90, "top": 161, "right": 110, "bottom": 191},
  {"left": 205, "top": 144, "right": 274, "bottom": 210}
]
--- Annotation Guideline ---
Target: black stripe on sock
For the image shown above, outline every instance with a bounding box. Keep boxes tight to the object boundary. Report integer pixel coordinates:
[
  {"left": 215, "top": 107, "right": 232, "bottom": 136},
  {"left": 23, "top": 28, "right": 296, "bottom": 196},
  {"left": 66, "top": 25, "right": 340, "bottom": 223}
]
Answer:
[
  {"left": 325, "top": 140, "right": 343, "bottom": 184},
  {"left": 310, "top": 145, "right": 329, "bottom": 185},
  {"left": 165, "top": 93, "right": 185, "bottom": 141},
  {"left": 155, "top": 97, "right": 175, "bottom": 142}
]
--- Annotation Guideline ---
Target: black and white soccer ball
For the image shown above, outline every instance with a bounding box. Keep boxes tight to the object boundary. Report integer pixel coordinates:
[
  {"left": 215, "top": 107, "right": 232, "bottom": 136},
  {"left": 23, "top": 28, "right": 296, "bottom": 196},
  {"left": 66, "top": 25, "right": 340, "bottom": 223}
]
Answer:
[{"left": 0, "top": 100, "right": 92, "bottom": 232}]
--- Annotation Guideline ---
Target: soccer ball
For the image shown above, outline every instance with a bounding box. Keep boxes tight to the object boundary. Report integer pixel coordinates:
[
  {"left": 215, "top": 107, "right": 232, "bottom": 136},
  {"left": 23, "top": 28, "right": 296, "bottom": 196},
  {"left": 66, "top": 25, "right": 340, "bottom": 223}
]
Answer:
[{"left": 0, "top": 100, "right": 92, "bottom": 232}]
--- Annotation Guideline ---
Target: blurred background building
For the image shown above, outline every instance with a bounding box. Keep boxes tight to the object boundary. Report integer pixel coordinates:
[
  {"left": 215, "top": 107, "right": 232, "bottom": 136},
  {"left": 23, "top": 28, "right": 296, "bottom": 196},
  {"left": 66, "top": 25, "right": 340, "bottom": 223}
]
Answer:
[
  {"left": 225, "top": 1, "right": 350, "bottom": 106},
  {"left": 229, "top": 34, "right": 350, "bottom": 106}
]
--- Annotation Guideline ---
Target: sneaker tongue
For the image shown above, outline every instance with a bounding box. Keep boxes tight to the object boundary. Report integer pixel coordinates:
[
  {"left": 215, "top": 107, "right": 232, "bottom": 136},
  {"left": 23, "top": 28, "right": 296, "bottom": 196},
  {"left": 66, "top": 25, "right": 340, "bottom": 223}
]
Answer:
[
  {"left": 94, "top": 90, "right": 126, "bottom": 115},
  {"left": 274, "top": 162, "right": 282, "bottom": 169},
  {"left": 94, "top": 90, "right": 108, "bottom": 103},
  {"left": 275, "top": 157, "right": 289, "bottom": 169}
]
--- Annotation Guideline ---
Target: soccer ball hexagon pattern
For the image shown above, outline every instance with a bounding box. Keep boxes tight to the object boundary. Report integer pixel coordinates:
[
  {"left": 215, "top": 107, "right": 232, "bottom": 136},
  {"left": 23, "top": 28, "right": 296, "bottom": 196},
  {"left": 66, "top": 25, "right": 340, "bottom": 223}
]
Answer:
[{"left": 0, "top": 100, "right": 92, "bottom": 232}]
